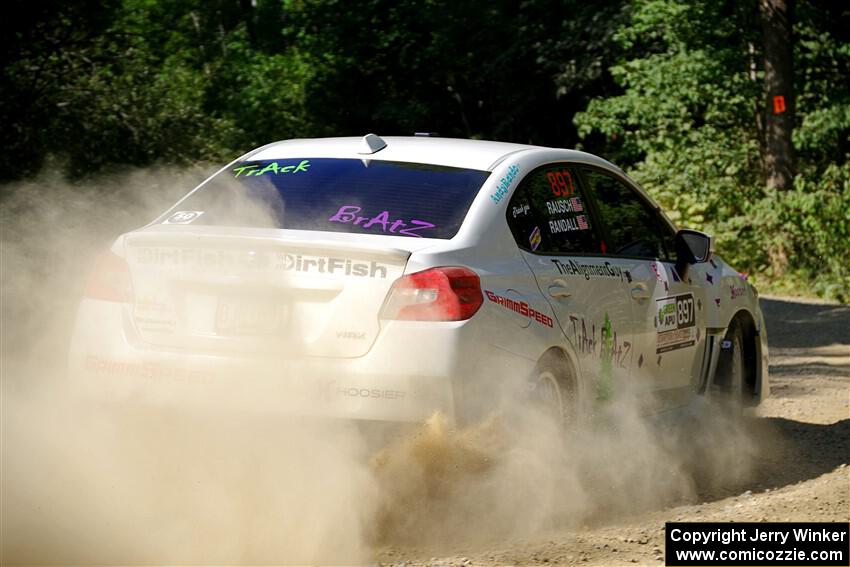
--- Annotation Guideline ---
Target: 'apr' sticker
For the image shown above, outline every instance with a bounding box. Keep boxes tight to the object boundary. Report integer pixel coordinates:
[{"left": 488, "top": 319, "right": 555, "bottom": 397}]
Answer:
[{"left": 163, "top": 211, "right": 204, "bottom": 225}]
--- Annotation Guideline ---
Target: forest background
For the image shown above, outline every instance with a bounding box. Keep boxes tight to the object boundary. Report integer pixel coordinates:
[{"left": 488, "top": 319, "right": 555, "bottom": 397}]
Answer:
[{"left": 3, "top": 0, "right": 848, "bottom": 300}]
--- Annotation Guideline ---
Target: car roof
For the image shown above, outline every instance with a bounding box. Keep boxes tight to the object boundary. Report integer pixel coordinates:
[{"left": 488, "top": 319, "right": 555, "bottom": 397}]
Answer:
[{"left": 246, "top": 135, "right": 606, "bottom": 172}]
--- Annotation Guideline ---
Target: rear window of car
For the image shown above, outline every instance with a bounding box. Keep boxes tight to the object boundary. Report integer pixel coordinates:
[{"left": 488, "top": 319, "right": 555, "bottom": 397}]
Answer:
[{"left": 166, "top": 158, "right": 490, "bottom": 239}]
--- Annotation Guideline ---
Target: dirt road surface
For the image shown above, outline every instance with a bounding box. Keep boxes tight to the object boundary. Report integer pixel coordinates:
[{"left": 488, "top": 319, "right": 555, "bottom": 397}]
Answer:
[{"left": 375, "top": 296, "right": 850, "bottom": 566}]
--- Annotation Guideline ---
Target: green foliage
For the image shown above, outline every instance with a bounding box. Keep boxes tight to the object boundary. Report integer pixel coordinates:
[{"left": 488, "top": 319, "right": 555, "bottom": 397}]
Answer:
[
  {"left": 575, "top": 0, "right": 762, "bottom": 229},
  {"left": 575, "top": 0, "right": 849, "bottom": 300},
  {"left": 2, "top": 0, "right": 848, "bottom": 299},
  {"left": 207, "top": 28, "right": 312, "bottom": 148},
  {"left": 3, "top": 0, "right": 625, "bottom": 183},
  {"left": 794, "top": 7, "right": 850, "bottom": 169},
  {"left": 756, "top": 166, "right": 850, "bottom": 301}
]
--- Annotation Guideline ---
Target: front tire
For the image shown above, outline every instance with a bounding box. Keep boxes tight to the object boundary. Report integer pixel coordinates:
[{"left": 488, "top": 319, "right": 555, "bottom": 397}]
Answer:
[{"left": 712, "top": 322, "right": 745, "bottom": 414}]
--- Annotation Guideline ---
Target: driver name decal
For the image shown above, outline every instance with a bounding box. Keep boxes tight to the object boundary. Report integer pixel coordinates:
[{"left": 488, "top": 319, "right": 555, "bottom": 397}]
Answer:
[
  {"left": 548, "top": 214, "right": 589, "bottom": 234},
  {"left": 656, "top": 293, "right": 696, "bottom": 353}
]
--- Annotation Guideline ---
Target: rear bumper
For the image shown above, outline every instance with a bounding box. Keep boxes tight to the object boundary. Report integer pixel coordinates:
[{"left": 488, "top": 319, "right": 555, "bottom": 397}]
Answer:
[{"left": 68, "top": 299, "right": 473, "bottom": 423}]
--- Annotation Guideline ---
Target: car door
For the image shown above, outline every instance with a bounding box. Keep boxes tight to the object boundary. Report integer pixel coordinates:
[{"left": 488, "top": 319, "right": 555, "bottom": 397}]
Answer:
[
  {"left": 579, "top": 167, "right": 707, "bottom": 411},
  {"left": 505, "top": 163, "right": 635, "bottom": 404}
]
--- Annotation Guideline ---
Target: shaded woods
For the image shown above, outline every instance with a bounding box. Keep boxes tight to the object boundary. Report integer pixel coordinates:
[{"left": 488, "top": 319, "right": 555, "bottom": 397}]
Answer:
[{"left": 2, "top": 0, "right": 848, "bottom": 299}]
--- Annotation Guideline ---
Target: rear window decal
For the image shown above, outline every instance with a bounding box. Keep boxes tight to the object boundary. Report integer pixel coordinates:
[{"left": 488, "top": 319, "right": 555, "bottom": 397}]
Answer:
[
  {"left": 328, "top": 205, "right": 436, "bottom": 237},
  {"left": 232, "top": 160, "right": 311, "bottom": 177},
  {"left": 162, "top": 211, "right": 204, "bottom": 224},
  {"left": 175, "top": 158, "right": 487, "bottom": 239}
]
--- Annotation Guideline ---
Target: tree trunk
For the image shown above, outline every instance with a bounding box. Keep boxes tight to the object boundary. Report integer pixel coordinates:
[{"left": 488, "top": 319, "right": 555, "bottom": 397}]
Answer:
[{"left": 759, "top": 0, "right": 795, "bottom": 191}]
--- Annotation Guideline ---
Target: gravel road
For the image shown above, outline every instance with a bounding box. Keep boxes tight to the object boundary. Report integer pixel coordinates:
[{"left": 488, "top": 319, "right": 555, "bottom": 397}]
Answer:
[
  {"left": 375, "top": 296, "right": 850, "bottom": 566},
  {"left": 2, "top": 296, "right": 847, "bottom": 565}
]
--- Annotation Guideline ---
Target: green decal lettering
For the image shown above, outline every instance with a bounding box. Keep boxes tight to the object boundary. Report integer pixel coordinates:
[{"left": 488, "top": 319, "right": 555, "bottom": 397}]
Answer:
[
  {"left": 598, "top": 313, "right": 614, "bottom": 401},
  {"left": 293, "top": 159, "right": 310, "bottom": 173},
  {"left": 257, "top": 162, "right": 280, "bottom": 176},
  {"left": 233, "top": 165, "right": 259, "bottom": 177}
]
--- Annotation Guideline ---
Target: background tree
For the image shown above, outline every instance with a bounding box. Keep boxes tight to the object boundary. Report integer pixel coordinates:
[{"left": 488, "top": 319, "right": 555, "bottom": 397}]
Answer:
[
  {"left": 759, "top": 0, "right": 796, "bottom": 191},
  {"left": 575, "top": 0, "right": 848, "bottom": 299},
  {"left": 2, "top": 0, "right": 848, "bottom": 299}
]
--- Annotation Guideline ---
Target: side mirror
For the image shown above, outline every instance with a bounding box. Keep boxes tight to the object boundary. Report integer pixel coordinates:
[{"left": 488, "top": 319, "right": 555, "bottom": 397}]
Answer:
[{"left": 674, "top": 229, "right": 714, "bottom": 277}]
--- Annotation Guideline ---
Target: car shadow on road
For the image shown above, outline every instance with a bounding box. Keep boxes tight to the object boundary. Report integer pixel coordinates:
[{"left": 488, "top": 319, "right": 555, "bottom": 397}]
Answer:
[
  {"left": 761, "top": 297, "right": 850, "bottom": 349},
  {"left": 686, "top": 415, "right": 849, "bottom": 504},
  {"left": 750, "top": 416, "right": 847, "bottom": 489},
  {"left": 690, "top": 297, "right": 849, "bottom": 501},
  {"left": 681, "top": 414, "right": 848, "bottom": 503}
]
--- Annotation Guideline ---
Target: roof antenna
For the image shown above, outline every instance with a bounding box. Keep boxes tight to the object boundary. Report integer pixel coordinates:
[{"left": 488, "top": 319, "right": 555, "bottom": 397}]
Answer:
[{"left": 358, "top": 133, "right": 387, "bottom": 154}]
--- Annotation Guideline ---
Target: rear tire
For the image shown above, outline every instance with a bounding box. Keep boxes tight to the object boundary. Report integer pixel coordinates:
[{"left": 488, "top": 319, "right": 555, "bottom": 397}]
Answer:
[{"left": 530, "top": 352, "right": 578, "bottom": 428}]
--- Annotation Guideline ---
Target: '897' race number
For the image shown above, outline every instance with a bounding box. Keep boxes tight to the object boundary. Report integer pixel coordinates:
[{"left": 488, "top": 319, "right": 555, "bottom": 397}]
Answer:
[{"left": 656, "top": 294, "right": 696, "bottom": 353}]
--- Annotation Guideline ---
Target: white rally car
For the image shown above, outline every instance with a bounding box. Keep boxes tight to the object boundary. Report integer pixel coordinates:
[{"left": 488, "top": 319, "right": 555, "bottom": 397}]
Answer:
[{"left": 69, "top": 135, "right": 769, "bottom": 424}]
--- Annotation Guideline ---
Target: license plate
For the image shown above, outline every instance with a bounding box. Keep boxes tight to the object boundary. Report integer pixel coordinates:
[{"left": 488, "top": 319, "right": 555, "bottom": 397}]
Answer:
[{"left": 215, "top": 299, "right": 284, "bottom": 335}]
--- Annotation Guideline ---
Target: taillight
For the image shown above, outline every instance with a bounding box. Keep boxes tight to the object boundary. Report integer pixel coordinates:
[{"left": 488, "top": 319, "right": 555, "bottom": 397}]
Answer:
[
  {"left": 380, "top": 266, "right": 483, "bottom": 321},
  {"left": 84, "top": 251, "right": 133, "bottom": 302}
]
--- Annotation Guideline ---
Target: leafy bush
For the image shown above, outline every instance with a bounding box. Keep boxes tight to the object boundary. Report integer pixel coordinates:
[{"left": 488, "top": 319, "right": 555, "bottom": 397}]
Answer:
[{"left": 575, "top": 0, "right": 849, "bottom": 302}]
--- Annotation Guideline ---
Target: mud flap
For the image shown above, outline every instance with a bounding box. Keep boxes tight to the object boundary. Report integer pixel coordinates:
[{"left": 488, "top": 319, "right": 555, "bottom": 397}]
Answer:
[{"left": 696, "top": 331, "right": 726, "bottom": 395}]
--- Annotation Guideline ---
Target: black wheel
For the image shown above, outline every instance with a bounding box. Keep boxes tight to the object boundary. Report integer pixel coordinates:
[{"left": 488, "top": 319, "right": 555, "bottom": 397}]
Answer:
[
  {"left": 530, "top": 351, "right": 578, "bottom": 428},
  {"left": 712, "top": 322, "right": 745, "bottom": 414}
]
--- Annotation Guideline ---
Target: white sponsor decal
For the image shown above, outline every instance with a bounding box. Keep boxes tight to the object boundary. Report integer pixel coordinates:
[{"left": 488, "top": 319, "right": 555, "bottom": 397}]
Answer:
[
  {"left": 656, "top": 293, "right": 696, "bottom": 353},
  {"left": 135, "top": 248, "right": 389, "bottom": 278},
  {"left": 163, "top": 211, "right": 204, "bottom": 224},
  {"left": 551, "top": 258, "right": 626, "bottom": 281}
]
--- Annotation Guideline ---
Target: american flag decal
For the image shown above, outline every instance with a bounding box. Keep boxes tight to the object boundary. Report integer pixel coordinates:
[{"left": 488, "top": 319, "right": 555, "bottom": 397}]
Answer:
[
  {"left": 570, "top": 197, "right": 583, "bottom": 212},
  {"left": 577, "top": 215, "right": 589, "bottom": 230}
]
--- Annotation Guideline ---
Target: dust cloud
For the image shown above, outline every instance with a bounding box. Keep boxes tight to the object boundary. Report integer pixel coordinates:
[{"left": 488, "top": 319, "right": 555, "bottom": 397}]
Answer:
[
  {"left": 2, "top": 167, "right": 378, "bottom": 564},
  {"left": 2, "top": 166, "right": 765, "bottom": 564},
  {"left": 367, "top": 386, "right": 763, "bottom": 550}
]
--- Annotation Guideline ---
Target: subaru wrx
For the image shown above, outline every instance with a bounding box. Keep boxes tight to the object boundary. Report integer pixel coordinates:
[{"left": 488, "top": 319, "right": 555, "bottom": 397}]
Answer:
[{"left": 69, "top": 135, "right": 769, "bottom": 424}]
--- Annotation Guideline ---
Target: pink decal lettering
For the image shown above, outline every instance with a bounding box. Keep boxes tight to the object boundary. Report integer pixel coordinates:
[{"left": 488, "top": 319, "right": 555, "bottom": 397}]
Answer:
[
  {"left": 363, "top": 210, "right": 390, "bottom": 230},
  {"left": 398, "top": 220, "right": 436, "bottom": 237},
  {"left": 330, "top": 206, "right": 436, "bottom": 237},
  {"left": 329, "top": 205, "right": 361, "bottom": 223}
]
